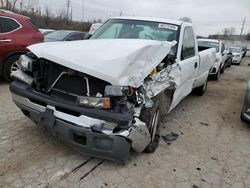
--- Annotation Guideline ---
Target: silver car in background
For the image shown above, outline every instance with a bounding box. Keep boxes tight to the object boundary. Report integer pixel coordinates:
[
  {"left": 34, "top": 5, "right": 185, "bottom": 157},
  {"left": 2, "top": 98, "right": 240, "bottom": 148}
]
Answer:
[{"left": 229, "top": 47, "right": 243, "bottom": 65}]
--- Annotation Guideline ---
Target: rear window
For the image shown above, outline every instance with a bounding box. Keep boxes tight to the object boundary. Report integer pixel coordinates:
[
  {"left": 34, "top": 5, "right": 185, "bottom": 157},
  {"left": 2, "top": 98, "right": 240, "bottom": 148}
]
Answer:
[
  {"left": 0, "top": 16, "right": 21, "bottom": 33},
  {"left": 198, "top": 40, "right": 219, "bottom": 52}
]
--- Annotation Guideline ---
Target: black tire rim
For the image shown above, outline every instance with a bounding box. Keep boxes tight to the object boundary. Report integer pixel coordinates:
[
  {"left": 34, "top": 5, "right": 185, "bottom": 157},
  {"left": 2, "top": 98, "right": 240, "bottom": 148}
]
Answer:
[{"left": 10, "top": 61, "right": 20, "bottom": 74}]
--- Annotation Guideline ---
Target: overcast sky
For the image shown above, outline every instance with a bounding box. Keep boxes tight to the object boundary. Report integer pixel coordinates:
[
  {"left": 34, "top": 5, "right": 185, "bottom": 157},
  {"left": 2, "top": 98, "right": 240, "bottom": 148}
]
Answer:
[{"left": 37, "top": 0, "right": 250, "bottom": 36}]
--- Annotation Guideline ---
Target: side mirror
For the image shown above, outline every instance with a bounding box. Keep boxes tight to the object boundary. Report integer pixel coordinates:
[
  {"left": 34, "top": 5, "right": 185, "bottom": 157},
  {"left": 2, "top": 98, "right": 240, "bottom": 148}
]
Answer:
[{"left": 84, "top": 33, "right": 92, "bottom": 40}]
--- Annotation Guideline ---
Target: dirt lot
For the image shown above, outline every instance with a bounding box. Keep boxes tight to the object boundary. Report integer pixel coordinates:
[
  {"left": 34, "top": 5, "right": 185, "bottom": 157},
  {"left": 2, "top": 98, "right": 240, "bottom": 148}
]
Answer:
[{"left": 1, "top": 57, "right": 250, "bottom": 188}]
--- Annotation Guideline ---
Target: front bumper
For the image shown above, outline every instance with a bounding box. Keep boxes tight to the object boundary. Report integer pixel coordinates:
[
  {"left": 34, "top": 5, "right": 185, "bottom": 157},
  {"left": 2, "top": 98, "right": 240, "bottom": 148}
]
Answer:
[
  {"left": 10, "top": 81, "right": 150, "bottom": 164},
  {"left": 232, "top": 57, "right": 241, "bottom": 64},
  {"left": 19, "top": 103, "right": 131, "bottom": 163}
]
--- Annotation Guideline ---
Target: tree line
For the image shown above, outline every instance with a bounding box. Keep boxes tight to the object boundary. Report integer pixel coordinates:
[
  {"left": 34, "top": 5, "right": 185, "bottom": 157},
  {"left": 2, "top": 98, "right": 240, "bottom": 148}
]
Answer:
[{"left": 0, "top": 0, "right": 94, "bottom": 31}]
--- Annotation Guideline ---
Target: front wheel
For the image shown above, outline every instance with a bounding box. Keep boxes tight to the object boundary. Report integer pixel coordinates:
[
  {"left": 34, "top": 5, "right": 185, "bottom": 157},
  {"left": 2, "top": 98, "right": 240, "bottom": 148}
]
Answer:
[
  {"left": 214, "top": 68, "right": 220, "bottom": 80},
  {"left": 140, "top": 100, "right": 160, "bottom": 153},
  {"left": 220, "top": 65, "right": 225, "bottom": 74},
  {"left": 3, "top": 54, "right": 21, "bottom": 82},
  {"left": 192, "top": 78, "right": 208, "bottom": 96}
]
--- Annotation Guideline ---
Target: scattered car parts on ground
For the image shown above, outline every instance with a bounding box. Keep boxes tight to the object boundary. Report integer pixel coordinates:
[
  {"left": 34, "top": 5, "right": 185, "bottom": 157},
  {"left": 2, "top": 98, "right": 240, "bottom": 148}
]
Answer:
[{"left": 161, "top": 132, "right": 179, "bottom": 145}]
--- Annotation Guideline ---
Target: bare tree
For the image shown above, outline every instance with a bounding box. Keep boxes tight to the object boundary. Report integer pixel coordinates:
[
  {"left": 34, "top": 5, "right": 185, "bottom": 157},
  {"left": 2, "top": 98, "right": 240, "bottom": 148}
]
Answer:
[
  {"left": 229, "top": 27, "right": 236, "bottom": 35},
  {"left": 179, "top": 16, "right": 192, "bottom": 23},
  {"left": 11, "top": 0, "right": 18, "bottom": 11},
  {"left": 223, "top": 28, "right": 230, "bottom": 36},
  {"left": 44, "top": 5, "right": 51, "bottom": 25},
  {"left": 57, "top": 8, "right": 67, "bottom": 21},
  {"left": 0, "top": 0, "right": 4, "bottom": 8}
]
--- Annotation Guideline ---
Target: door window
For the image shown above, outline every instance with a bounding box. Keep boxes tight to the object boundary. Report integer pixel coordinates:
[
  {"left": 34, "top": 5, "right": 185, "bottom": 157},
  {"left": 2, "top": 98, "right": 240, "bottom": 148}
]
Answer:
[
  {"left": 0, "top": 17, "right": 21, "bottom": 33},
  {"left": 181, "top": 27, "right": 195, "bottom": 60}
]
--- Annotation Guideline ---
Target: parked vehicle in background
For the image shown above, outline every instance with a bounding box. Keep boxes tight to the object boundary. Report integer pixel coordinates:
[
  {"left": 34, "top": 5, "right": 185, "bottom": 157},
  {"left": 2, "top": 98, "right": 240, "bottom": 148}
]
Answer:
[
  {"left": 89, "top": 23, "right": 102, "bottom": 34},
  {"left": 198, "top": 39, "right": 227, "bottom": 80},
  {"left": 241, "top": 81, "right": 250, "bottom": 123},
  {"left": 39, "top": 29, "right": 55, "bottom": 35},
  {"left": 10, "top": 17, "right": 216, "bottom": 163},
  {"left": 44, "top": 30, "right": 87, "bottom": 42},
  {"left": 0, "top": 9, "right": 44, "bottom": 81},
  {"left": 224, "top": 51, "right": 232, "bottom": 67},
  {"left": 229, "top": 47, "right": 243, "bottom": 65},
  {"left": 241, "top": 46, "right": 249, "bottom": 58}
]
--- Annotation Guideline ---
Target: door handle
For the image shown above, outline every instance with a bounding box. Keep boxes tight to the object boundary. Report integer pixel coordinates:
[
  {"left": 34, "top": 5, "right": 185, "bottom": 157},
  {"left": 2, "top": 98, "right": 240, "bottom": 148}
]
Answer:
[
  {"left": 194, "top": 62, "right": 198, "bottom": 69},
  {"left": 0, "top": 39, "right": 12, "bottom": 43},
  {"left": 176, "top": 63, "right": 181, "bottom": 71}
]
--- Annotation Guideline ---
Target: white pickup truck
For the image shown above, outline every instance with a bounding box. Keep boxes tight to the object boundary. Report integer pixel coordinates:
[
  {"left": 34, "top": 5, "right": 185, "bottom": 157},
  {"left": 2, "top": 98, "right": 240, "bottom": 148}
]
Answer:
[
  {"left": 198, "top": 39, "right": 227, "bottom": 80},
  {"left": 10, "top": 17, "right": 216, "bottom": 163}
]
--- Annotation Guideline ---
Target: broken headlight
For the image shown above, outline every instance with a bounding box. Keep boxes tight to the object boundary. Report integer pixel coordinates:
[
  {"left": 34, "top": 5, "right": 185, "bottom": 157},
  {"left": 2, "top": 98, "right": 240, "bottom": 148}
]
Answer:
[
  {"left": 18, "top": 54, "right": 33, "bottom": 72},
  {"left": 77, "top": 96, "right": 111, "bottom": 109},
  {"left": 104, "top": 85, "right": 129, "bottom": 97}
]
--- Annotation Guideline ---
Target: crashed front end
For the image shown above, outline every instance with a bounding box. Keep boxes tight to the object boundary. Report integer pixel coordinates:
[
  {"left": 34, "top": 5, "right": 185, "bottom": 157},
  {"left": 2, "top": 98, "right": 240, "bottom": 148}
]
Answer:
[{"left": 10, "top": 39, "right": 177, "bottom": 164}]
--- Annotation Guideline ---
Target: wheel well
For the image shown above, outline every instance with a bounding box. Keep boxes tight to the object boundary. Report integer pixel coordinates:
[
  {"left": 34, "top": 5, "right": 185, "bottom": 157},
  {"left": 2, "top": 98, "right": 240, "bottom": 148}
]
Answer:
[{"left": 1, "top": 52, "right": 26, "bottom": 75}]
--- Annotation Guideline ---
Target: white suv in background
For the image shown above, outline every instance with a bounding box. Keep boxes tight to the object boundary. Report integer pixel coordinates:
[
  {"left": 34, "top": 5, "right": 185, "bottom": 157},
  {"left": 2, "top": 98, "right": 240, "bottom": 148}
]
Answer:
[
  {"left": 198, "top": 39, "right": 227, "bottom": 80},
  {"left": 229, "top": 47, "right": 243, "bottom": 65}
]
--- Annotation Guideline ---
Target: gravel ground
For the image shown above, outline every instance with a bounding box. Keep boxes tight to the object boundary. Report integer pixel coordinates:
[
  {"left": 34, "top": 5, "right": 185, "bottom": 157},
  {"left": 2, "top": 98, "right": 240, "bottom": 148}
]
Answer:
[{"left": 0, "top": 57, "right": 250, "bottom": 188}]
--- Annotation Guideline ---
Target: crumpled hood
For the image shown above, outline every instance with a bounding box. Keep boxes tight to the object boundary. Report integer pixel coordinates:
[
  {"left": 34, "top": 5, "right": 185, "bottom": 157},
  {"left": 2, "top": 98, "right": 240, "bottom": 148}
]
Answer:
[{"left": 28, "top": 39, "right": 175, "bottom": 87}]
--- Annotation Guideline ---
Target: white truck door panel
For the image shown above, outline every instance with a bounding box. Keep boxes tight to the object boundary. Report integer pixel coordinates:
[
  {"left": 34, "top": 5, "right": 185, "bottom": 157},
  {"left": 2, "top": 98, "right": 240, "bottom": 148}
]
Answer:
[{"left": 169, "top": 26, "right": 198, "bottom": 111}]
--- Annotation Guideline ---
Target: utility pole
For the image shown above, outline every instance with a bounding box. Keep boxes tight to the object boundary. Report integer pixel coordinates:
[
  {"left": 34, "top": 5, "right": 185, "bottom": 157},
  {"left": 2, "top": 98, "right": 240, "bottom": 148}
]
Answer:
[
  {"left": 66, "top": 0, "right": 71, "bottom": 20},
  {"left": 240, "top": 17, "right": 246, "bottom": 36},
  {"left": 71, "top": 8, "right": 73, "bottom": 21}
]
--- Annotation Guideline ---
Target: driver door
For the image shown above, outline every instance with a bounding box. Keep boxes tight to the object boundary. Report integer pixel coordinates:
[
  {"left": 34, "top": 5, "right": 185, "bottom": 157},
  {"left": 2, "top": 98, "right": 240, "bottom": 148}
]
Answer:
[{"left": 169, "top": 26, "right": 198, "bottom": 111}]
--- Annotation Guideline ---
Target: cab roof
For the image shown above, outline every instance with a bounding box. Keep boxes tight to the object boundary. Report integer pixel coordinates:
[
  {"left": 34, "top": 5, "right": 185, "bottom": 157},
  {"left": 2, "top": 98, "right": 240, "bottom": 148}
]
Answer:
[{"left": 111, "top": 16, "right": 185, "bottom": 26}]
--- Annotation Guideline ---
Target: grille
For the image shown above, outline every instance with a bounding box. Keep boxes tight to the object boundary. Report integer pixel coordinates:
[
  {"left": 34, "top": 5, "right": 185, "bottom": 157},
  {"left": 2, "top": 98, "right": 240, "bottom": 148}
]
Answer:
[{"left": 33, "top": 59, "right": 110, "bottom": 99}]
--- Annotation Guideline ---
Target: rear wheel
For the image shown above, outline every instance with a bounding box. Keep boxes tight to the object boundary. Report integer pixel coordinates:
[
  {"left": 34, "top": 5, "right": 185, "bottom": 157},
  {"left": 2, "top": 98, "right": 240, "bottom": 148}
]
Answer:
[
  {"left": 140, "top": 100, "right": 160, "bottom": 153},
  {"left": 3, "top": 54, "right": 21, "bottom": 82}
]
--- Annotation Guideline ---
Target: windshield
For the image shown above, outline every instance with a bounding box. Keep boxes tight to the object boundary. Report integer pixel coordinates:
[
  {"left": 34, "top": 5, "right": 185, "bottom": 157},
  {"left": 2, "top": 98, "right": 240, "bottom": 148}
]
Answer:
[
  {"left": 45, "top": 30, "right": 71, "bottom": 41},
  {"left": 198, "top": 41, "right": 219, "bottom": 52},
  {"left": 229, "top": 47, "right": 241, "bottom": 53},
  {"left": 91, "top": 19, "right": 179, "bottom": 42}
]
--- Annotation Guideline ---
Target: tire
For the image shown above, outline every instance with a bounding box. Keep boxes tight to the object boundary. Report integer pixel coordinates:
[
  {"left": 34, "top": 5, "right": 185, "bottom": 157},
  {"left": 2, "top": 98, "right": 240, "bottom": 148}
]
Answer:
[
  {"left": 220, "top": 65, "right": 225, "bottom": 74},
  {"left": 3, "top": 54, "right": 21, "bottom": 82},
  {"left": 140, "top": 99, "right": 160, "bottom": 153},
  {"left": 241, "top": 113, "right": 247, "bottom": 123},
  {"left": 214, "top": 69, "right": 220, "bottom": 81},
  {"left": 192, "top": 78, "right": 208, "bottom": 96}
]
